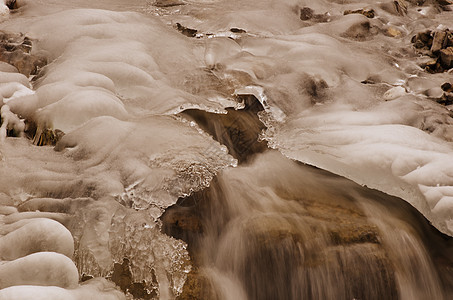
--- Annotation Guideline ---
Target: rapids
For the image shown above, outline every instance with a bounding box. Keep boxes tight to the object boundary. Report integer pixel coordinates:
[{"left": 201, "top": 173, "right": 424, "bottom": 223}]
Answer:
[{"left": 0, "top": 0, "right": 453, "bottom": 299}]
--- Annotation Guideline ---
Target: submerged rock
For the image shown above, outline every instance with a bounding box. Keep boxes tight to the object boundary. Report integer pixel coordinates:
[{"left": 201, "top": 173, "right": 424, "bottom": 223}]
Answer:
[{"left": 0, "top": 31, "right": 46, "bottom": 77}]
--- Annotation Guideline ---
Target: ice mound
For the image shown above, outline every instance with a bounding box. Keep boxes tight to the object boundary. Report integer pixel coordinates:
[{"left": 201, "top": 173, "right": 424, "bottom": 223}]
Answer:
[
  {"left": 54, "top": 115, "right": 235, "bottom": 213},
  {"left": 0, "top": 279, "right": 125, "bottom": 300},
  {"left": 1, "top": 7, "right": 235, "bottom": 134},
  {"left": 0, "top": 202, "right": 125, "bottom": 299}
]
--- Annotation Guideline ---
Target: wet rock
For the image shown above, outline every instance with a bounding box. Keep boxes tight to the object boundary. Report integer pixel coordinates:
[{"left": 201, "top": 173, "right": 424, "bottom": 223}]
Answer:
[
  {"left": 109, "top": 258, "right": 157, "bottom": 300},
  {"left": 230, "top": 28, "right": 246, "bottom": 33},
  {"left": 0, "top": 31, "right": 47, "bottom": 77},
  {"left": 379, "top": 0, "right": 408, "bottom": 15},
  {"left": 441, "top": 82, "right": 453, "bottom": 92},
  {"left": 177, "top": 268, "right": 219, "bottom": 300},
  {"left": 413, "top": 29, "right": 453, "bottom": 72},
  {"left": 436, "top": 92, "right": 453, "bottom": 105},
  {"left": 447, "top": 31, "right": 453, "bottom": 47},
  {"left": 5, "top": 0, "right": 18, "bottom": 10},
  {"left": 175, "top": 23, "right": 197, "bottom": 38},
  {"left": 299, "top": 7, "right": 330, "bottom": 22},
  {"left": 161, "top": 206, "right": 203, "bottom": 253},
  {"left": 180, "top": 98, "right": 267, "bottom": 163},
  {"left": 300, "top": 7, "right": 314, "bottom": 20},
  {"left": 344, "top": 8, "right": 375, "bottom": 18},
  {"left": 436, "top": 0, "right": 453, "bottom": 6},
  {"left": 421, "top": 58, "right": 442, "bottom": 73},
  {"left": 407, "top": 0, "right": 426, "bottom": 5},
  {"left": 385, "top": 26, "right": 403, "bottom": 37},
  {"left": 431, "top": 30, "right": 448, "bottom": 53},
  {"left": 440, "top": 47, "right": 453, "bottom": 68},
  {"left": 33, "top": 128, "right": 65, "bottom": 146},
  {"left": 412, "top": 30, "right": 433, "bottom": 49},
  {"left": 236, "top": 213, "right": 394, "bottom": 300},
  {"left": 163, "top": 161, "right": 395, "bottom": 300}
]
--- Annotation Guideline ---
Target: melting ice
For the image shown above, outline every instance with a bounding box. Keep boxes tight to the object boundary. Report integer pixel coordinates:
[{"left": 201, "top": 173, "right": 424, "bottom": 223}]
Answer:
[{"left": 1, "top": 0, "right": 453, "bottom": 299}]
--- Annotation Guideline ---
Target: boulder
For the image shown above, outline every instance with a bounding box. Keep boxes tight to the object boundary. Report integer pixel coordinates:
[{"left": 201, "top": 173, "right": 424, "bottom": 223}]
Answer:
[
  {"left": 431, "top": 31, "right": 447, "bottom": 53},
  {"left": 440, "top": 47, "right": 453, "bottom": 68}
]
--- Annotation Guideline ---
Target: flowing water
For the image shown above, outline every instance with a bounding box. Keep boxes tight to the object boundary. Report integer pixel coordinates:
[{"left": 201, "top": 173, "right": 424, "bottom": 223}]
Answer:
[{"left": 0, "top": 0, "right": 453, "bottom": 299}]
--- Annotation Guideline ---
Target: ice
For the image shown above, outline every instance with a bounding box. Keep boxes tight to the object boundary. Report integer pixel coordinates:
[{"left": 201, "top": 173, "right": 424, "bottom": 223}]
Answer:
[
  {"left": 0, "top": 252, "right": 79, "bottom": 289},
  {"left": 0, "top": 0, "right": 453, "bottom": 298},
  {"left": 0, "top": 279, "right": 126, "bottom": 300},
  {"left": 154, "top": 0, "right": 453, "bottom": 236},
  {"left": 263, "top": 98, "right": 453, "bottom": 235},
  {"left": 0, "top": 218, "right": 74, "bottom": 260},
  {"left": 35, "top": 89, "right": 129, "bottom": 133},
  {"left": 53, "top": 115, "right": 235, "bottom": 211},
  {"left": 0, "top": 1, "right": 8, "bottom": 18}
]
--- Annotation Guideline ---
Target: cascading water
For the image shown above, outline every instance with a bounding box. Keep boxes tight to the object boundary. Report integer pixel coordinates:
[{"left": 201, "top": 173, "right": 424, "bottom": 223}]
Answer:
[
  {"left": 164, "top": 148, "right": 453, "bottom": 300},
  {"left": 1, "top": 0, "right": 453, "bottom": 299}
]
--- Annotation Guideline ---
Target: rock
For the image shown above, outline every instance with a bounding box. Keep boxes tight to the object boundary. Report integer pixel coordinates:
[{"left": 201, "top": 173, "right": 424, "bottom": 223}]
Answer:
[
  {"left": 386, "top": 27, "right": 402, "bottom": 37},
  {"left": 299, "top": 7, "right": 330, "bottom": 22},
  {"left": 33, "top": 127, "right": 65, "bottom": 146},
  {"left": 180, "top": 100, "right": 267, "bottom": 164},
  {"left": 5, "top": 0, "right": 18, "bottom": 10},
  {"left": 0, "top": 31, "right": 47, "bottom": 77},
  {"left": 153, "top": 0, "right": 185, "bottom": 7},
  {"left": 422, "top": 59, "right": 442, "bottom": 73},
  {"left": 175, "top": 23, "right": 197, "bottom": 38},
  {"left": 440, "top": 47, "right": 453, "bottom": 68},
  {"left": 407, "top": 0, "right": 426, "bottom": 5},
  {"left": 431, "top": 30, "right": 448, "bottom": 53},
  {"left": 300, "top": 7, "right": 314, "bottom": 20},
  {"left": 412, "top": 30, "right": 433, "bottom": 49},
  {"left": 436, "top": 0, "right": 453, "bottom": 6},
  {"left": 108, "top": 258, "right": 157, "bottom": 299},
  {"left": 436, "top": 93, "right": 453, "bottom": 105},
  {"left": 447, "top": 31, "right": 453, "bottom": 47},
  {"left": 230, "top": 28, "right": 246, "bottom": 33},
  {"left": 177, "top": 268, "right": 219, "bottom": 300},
  {"left": 344, "top": 9, "right": 375, "bottom": 18},
  {"left": 441, "top": 82, "right": 453, "bottom": 92},
  {"left": 341, "top": 15, "right": 373, "bottom": 40},
  {"left": 379, "top": 0, "right": 407, "bottom": 15}
]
